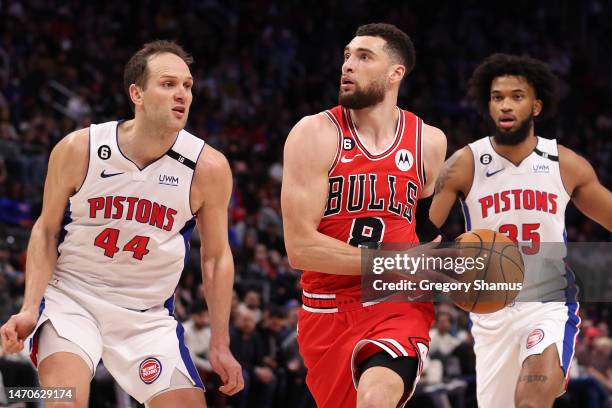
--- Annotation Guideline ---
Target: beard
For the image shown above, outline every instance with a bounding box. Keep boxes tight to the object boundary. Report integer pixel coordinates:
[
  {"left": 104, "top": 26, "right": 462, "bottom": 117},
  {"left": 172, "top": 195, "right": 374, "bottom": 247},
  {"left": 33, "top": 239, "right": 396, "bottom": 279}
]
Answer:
[
  {"left": 339, "top": 78, "right": 386, "bottom": 109},
  {"left": 488, "top": 113, "right": 534, "bottom": 146}
]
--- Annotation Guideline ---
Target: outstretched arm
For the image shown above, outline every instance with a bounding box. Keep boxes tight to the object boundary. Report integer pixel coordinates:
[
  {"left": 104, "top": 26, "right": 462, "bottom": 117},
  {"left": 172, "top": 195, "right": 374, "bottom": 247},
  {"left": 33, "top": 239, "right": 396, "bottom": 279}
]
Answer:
[{"left": 559, "top": 145, "right": 612, "bottom": 231}]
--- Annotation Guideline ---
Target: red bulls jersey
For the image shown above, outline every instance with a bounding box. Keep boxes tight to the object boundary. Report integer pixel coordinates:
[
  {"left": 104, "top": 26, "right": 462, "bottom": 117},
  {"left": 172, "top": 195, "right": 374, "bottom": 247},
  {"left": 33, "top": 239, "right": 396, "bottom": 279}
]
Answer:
[{"left": 301, "top": 106, "right": 425, "bottom": 296}]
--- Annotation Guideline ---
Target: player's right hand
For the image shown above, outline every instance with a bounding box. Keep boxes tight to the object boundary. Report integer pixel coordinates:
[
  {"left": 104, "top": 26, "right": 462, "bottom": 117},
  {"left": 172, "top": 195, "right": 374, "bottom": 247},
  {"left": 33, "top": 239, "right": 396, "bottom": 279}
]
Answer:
[{"left": 0, "top": 310, "right": 38, "bottom": 353}]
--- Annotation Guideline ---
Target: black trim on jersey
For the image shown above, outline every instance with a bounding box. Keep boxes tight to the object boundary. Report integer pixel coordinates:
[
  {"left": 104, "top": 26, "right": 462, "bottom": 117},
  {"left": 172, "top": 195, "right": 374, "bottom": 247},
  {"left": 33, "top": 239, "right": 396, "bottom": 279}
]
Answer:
[
  {"left": 324, "top": 176, "right": 344, "bottom": 217},
  {"left": 347, "top": 174, "right": 366, "bottom": 212},
  {"left": 533, "top": 147, "right": 559, "bottom": 162},
  {"left": 402, "top": 181, "right": 418, "bottom": 222},
  {"left": 167, "top": 149, "right": 197, "bottom": 170},
  {"left": 367, "top": 174, "right": 385, "bottom": 211},
  {"left": 387, "top": 175, "right": 402, "bottom": 215}
]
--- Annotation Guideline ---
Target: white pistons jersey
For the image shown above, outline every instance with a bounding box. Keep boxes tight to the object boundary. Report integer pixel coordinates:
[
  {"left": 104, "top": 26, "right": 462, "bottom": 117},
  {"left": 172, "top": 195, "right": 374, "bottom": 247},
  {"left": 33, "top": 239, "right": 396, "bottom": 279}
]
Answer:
[
  {"left": 54, "top": 121, "right": 205, "bottom": 310},
  {"left": 461, "top": 136, "right": 571, "bottom": 300}
]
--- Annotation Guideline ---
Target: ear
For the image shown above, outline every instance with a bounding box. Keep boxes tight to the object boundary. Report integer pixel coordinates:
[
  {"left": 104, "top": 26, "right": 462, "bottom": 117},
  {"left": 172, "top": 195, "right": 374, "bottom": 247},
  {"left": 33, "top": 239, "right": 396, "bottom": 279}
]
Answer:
[
  {"left": 533, "top": 99, "right": 543, "bottom": 117},
  {"left": 389, "top": 64, "right": 406, "bottom": 85},
  {"left": 129, "top": 84, "right": 144, "bottom": 108}
]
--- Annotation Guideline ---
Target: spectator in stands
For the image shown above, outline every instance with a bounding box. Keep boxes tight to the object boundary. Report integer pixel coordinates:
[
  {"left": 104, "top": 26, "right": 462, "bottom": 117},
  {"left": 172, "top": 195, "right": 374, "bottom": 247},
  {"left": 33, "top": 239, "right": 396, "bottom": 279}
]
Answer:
[
  {"left": 572, "top": 327, "right": 612, "bottom": 407},
  {"left": 240, "top": 289, "right": 263, "bottom": 323},
  {"left": 430, "top": 312, "right": 461, "bottom": 360},
  {"left": 0, "top": 2, "right": 611, "bottom": 406},
  {"left": 257, "top": 305, "right": 288, "bottom": 406},
  {"left": 184, "top": 300, "right": 213, "bottom": 374},
  {"left": 230, "top": 306, "right": 276, "bottom": 408}
]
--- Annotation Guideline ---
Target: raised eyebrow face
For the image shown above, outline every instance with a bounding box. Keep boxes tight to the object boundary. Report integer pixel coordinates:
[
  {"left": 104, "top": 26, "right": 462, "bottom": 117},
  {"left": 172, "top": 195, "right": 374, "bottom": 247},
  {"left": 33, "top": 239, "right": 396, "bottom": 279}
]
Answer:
[{"left": 158, "top": 74, "right": 194, "bottom": 83}]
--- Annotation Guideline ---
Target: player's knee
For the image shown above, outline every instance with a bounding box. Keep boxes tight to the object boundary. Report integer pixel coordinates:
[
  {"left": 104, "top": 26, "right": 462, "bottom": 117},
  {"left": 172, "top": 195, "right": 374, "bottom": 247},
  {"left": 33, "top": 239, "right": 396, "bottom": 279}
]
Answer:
[
  {"left": 515, "top": 393, "right": 553, "bottom": 408},
  {"left": 357, "top": 378, "right": 403, "bottom": 408},
  {"left": 357, "top": 387, "right": 397, "bottom": 408}
]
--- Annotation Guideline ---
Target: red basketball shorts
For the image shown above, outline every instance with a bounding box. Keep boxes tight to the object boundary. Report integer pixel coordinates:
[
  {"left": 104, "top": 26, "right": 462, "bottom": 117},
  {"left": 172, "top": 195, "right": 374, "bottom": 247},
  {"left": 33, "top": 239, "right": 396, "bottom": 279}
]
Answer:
[{"left": 297, "top": 297, "right": 434, "bottom": 408}]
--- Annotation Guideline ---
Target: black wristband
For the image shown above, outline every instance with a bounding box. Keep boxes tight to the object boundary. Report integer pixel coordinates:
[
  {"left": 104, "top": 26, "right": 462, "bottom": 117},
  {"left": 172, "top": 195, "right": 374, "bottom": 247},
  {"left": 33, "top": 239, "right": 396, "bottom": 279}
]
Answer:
[{"left": 415, "top": 195, "right": 443, "bottom": 242}]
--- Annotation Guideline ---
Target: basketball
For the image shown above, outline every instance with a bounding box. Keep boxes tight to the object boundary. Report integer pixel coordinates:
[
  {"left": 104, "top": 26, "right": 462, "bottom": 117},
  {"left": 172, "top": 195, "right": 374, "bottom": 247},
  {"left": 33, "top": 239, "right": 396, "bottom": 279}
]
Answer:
[{"left": 452, "top": 229, "right": 524, "bottom": 314}]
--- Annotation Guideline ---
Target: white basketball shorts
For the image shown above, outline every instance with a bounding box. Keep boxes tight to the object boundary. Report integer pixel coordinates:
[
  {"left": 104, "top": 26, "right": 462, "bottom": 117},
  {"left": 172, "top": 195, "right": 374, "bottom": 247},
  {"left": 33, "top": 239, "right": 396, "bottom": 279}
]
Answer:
[
  {"left": 470, "top": 301, "right": 580, "bottom": 408},
  {"left": 28, "top": 282, "right": 204, "bottom": 403}
]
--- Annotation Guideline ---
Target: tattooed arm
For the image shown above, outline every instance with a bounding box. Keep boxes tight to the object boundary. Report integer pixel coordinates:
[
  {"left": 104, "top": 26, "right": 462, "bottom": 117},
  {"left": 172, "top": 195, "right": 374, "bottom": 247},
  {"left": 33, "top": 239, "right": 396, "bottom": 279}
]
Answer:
[{"left": 429, "top": 146, "right": 474, "bottom": 228}]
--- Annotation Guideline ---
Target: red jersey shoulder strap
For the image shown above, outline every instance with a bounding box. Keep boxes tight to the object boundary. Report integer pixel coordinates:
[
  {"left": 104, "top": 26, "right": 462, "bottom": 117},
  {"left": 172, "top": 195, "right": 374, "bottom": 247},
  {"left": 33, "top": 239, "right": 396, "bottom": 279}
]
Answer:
[
  {"left": 323, "top": 107, "right": 344, "bottom": 173},
  {"left": 409, "top": 112, "right": 425, "bottom": 188}
]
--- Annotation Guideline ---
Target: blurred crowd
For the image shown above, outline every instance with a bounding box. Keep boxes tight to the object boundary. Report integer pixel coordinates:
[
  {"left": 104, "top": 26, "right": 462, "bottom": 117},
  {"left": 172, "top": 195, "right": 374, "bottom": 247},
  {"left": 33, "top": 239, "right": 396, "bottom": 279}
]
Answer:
[{"left": 0, "top": 1, "right": 611, "bottom": 407}]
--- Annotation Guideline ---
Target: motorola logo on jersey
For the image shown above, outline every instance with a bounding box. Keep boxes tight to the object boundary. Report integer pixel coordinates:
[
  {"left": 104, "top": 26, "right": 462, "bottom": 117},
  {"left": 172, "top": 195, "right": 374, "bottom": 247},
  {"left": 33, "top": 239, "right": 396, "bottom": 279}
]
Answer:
[
  {"left": 395, "top": 149, "right": 414, "bottom": 171},
  {"left": 324, "top": 174, "right": 418, "bottom": 222},
  {"left": 159, "top": 174, "right": 179, "bottom": 186},
  {"left": 88, "top": 196, "right": 177, "bottom": 231},
  {"left": 478, "top": 189, "right": 558, "bottom": 218}
]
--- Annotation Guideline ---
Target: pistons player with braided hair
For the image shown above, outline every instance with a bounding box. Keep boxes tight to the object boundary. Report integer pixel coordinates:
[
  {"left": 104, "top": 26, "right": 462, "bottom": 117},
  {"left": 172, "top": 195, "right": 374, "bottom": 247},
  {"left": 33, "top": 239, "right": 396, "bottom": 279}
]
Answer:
[{"left": 282, "top": 23, "right": 448, "bottom": 408}]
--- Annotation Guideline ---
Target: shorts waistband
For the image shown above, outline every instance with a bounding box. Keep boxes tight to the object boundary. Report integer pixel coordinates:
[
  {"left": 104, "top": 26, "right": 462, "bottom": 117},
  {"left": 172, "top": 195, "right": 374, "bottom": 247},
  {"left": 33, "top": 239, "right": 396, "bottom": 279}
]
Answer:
[{"left": 301, "top": 291, "right": 379, "bottom": 313}]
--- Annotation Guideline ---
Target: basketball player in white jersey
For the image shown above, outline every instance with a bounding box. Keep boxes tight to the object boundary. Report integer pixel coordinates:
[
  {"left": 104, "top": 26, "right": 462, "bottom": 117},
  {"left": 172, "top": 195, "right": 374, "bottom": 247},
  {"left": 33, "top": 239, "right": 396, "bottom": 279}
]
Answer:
[
  {"left": 430, "top": 53, "right": 612, "bottom": 407},
  {"left": 0, "top": 41, "right": 243, "bottom": 407}
]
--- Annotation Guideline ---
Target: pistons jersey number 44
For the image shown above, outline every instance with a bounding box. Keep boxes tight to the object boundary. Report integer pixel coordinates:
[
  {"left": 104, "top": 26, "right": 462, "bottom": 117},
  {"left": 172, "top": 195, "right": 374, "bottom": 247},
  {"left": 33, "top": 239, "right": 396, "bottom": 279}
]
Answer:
[
  {"left": 54, "top": 121, "right": 205, "bottom": 310},
  {"left": 301, "top": 106, "right": 426, "bottom": 296}
]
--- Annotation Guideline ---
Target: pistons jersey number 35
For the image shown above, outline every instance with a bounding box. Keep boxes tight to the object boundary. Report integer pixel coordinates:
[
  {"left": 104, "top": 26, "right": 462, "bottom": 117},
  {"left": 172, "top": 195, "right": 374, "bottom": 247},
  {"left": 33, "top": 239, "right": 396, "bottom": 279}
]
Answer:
[
  {"left": 301, "top": 106, "right": 426, "bottom": 297},
  {"left": 54, "top": 121, "right": 205, "bottom": 310}
]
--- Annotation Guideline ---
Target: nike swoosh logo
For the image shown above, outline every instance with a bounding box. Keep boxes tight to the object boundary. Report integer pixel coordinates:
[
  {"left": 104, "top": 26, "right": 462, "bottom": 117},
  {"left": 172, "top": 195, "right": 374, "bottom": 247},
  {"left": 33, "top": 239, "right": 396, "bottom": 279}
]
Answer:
[
  {"left": 100, "top": 170, "right": 124, "bottom": 178},
  {"left": 485, "top": 168, "right": 504, "bottom": 177},
  {"left": 340, "top": 154, "right": 362, "bottom": 163}
]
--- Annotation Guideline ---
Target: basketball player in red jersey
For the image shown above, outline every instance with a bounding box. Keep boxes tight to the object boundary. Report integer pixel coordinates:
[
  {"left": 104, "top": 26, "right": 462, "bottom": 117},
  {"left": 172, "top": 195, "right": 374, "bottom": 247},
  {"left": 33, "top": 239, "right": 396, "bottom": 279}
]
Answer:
[
  {"left": 430, "top": 54, "right": 612, "bottom": 407},
  {"left": 282, "top": 24, "right": 448, "bottom": 407}
]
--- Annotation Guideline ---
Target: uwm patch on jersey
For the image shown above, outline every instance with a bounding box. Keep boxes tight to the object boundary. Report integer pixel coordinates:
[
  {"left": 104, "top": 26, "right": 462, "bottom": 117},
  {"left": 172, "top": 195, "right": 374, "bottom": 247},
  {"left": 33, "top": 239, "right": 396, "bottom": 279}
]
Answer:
[{"left": 301, "top": 106, "right": 426, "bottom": 296}]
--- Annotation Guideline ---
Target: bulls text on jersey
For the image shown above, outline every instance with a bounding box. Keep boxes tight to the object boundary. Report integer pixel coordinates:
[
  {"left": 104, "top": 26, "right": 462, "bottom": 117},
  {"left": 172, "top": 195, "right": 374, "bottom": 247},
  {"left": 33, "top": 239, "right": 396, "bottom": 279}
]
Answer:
[{"left": 324, "top": 174, "right": 418, "bottom": 223}]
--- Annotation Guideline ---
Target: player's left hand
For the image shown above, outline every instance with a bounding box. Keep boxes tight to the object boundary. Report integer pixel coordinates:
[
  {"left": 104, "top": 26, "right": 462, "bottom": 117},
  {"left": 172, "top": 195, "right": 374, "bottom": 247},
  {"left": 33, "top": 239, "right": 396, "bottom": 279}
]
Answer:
[{"left": 209, "top": 345, "right": 244, "bottom": 395}]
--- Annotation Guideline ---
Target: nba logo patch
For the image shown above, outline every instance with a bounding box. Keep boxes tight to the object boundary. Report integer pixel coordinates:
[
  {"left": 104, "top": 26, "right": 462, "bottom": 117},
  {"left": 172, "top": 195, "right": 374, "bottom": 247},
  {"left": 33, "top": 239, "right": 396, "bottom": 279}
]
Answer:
[
  {"left": 139, "top": 357, "right": 162, "bottom": 384},
  {"left": 526, "top": 329, "right": 544, "bottom": 349}
]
